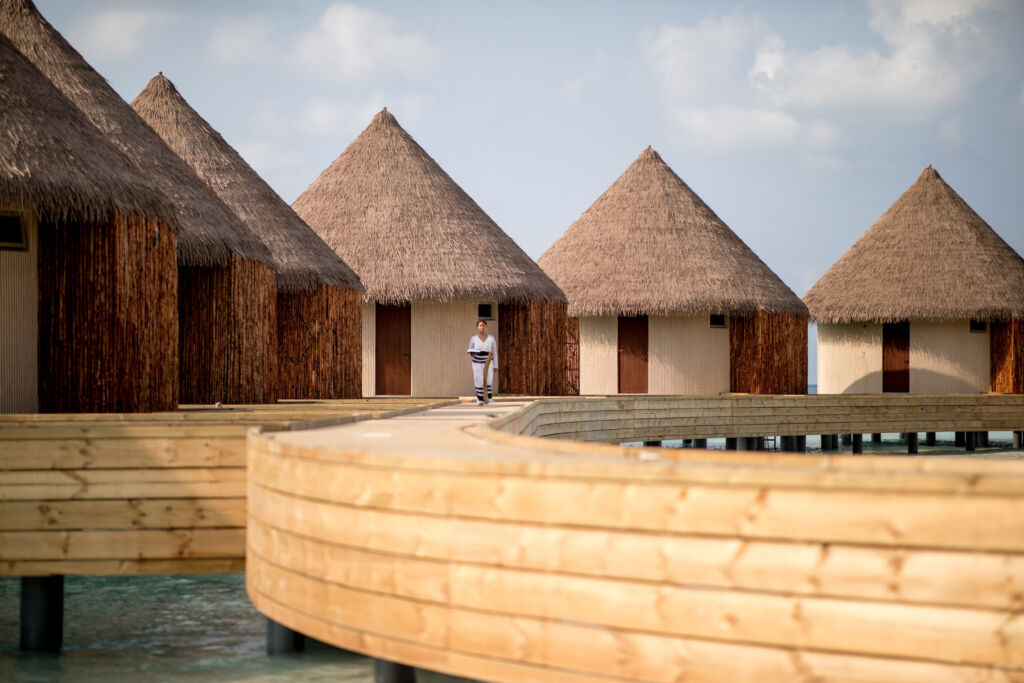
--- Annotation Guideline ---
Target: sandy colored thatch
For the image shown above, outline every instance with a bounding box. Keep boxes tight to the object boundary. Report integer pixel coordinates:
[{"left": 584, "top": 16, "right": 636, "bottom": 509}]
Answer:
[
  {"left": 132, "top": 73, "right": 362, "bottom": 293},
  {"left": 292, "top": 108, "right": 565, "bottom": 304},
  {"left": 538, "top": 147, "right": 807, "bottom": 318},
  {"left": 0, "top": 32, "right": 171, "bottom": 224},
  {"left": 0, "top": 0, "right": 271, "bottom": 267},
  {"left": 804, "top": 166, "right": 1024, "bottom": 323}
]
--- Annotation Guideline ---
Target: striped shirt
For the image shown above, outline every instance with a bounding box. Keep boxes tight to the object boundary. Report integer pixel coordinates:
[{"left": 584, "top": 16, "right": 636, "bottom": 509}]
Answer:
[{"left": 467, "top": 335, "right": 497, "bottom": 365}]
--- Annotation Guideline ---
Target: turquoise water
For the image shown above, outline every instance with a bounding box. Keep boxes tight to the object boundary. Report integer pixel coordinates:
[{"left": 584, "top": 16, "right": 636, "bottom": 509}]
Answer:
[{"left": 0, "top": 575, "right": 464, "bottom": 682}]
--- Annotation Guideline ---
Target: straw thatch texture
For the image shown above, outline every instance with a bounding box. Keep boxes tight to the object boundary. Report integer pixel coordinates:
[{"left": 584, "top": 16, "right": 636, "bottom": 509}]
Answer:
[
  {"left": 498, "top": 301, "right": 575, "bottom": 396},
  {"left": 0, "top": 31, "right": 172, "bottom": 227},
  {"left": 38, "top": 212, "right": 178, "bottom": 412},
  {"left": 131, "top": 73, "right": 361, "bottom": 294},
  {"left": 277, "top": 286, "right": 362, "bottom": 399},
  {"left": 292, "top": 109, "right": 565, "bottom": 304},
  {"left": 538, "top": 147, "right": 807, "bottom": 318},
  {"left": 179, "top": 257, "right": 278, "bottom": 404},
  {"left": 729, "top": 312, "right": 808, "bottom": 395},
  {"left": 804, "top": 167, "right": 1024, "bottom": 324},
  {"left": 991, "top": 318, "right": 1024, "bottom": 394},
  {"left": 0, "top": 0, "right": 272, "bottom": 268}
]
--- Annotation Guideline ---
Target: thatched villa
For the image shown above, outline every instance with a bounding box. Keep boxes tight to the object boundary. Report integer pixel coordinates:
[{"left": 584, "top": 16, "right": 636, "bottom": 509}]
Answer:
[
  {"left": 293, "top": 109, "right": 569, "bottom": 398},
  {"left": 805, "top": 166, "right": 1024, "bottom": 394},
  {"left": 0, "top": 32, "right": 177, "bottom": 412},
  {"left": 132, "top": 74, "right": 366, "bottom": 399},
  {"left": 1, "top": 0, "right": 279, "bottom": 405},
  {"left": 538, "top": 147, "right": 808, "bottom": 395}
]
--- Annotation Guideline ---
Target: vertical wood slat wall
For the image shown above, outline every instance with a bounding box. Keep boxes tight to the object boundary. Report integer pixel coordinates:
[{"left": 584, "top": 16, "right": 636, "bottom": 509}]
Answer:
[
  {"left": 991, "top": 318, "right": 1024, "bottom": 394},
  {"left": 277, "top": 285, "right": 362, "bottom": 399},
  {"left": 178, "top": 256, "right": 277, "bottom": 405},
  {"left": 729, "top": 311, "right": 808, "bottom": 395},
  {"left": 498, "top": 300, "right": 574, "bottom": 396},
  {"left": 37, "top": 213, "right": 179, "bottom": 412}
]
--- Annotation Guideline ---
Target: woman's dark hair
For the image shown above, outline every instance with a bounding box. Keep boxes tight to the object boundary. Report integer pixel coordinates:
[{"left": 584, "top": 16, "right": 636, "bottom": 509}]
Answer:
[{"left": 476, "top": 319, "right": 488, "bottom": 326}]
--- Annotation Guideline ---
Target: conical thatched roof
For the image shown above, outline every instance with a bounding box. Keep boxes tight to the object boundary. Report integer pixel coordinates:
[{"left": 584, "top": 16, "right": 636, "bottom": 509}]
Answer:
[
  {"left": 292, "top": 108, "right": 565, "bottom": 304},
  {"left": 805, "top": 166, "right": 1024, "bottom": 323},
  {"left": 0, "top": 32, "right": 171, "bottom": 224},
  {"left": 131, "top": 73, "right": 362, "bottom": 293},
  {"left": 0, "top": 0, "right": 271, "bottom": 267},
  {"left": 538, "top": 147, "right": 807, "bottom": 318}
]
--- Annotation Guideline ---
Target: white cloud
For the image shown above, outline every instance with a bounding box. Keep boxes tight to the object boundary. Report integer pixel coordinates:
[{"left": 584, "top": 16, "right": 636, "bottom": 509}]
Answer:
[
  {"left": 71, "top": 9, "right": 170, "bottom": 60},
  {"left": 563, "top": 51, "right": 609, "bottom": 104},
  {"left": 209, "top": 17, "right": 275, "bottom": 63},
  {"left": 295, "top": 3, "right": 438, "bottom": 81},
  {"left": 235, "top": 140, "right": 307, "bottom": 178},
  {"left": 760, "top": 0, "right": 1006, "bottom": 111},
  {"left": 670, "top": 106, "right": 799, "bottom": 150}
]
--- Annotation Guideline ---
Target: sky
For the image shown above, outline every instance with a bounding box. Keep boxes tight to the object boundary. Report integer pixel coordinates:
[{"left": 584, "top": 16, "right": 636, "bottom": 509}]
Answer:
[{"left": 34, "top": 0, "right": 1024, "bottom": 382}]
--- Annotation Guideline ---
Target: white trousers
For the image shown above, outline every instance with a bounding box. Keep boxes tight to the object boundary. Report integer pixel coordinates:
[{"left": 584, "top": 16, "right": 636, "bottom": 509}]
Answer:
[{"left": 472, "top": 363, "right": 493, "bottom": 401}]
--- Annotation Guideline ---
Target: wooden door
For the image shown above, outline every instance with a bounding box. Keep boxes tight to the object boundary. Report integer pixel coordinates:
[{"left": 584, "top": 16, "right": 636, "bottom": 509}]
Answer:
[
  {"left": 883, "top": 321, "right": 910, "bottom": 393},
  {"left": 618, "top": 315, "right": 648, "bottom": 394},
  {"left": 375, "top": 303, "right": 411, "bottom": 395}
]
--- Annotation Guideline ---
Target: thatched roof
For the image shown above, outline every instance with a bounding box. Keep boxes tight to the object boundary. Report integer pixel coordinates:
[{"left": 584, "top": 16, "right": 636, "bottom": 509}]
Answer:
[
  {"left": 292, "top": 108, "right": 565, "bottom": 304},
  {"left": 805, "top": 166, "right": 1024, "bottom": 323},
  {"left": 537, "top": 147, "right": 808, "bottom": 318},
  {"left": 0, "top": 32, "right": 172, "bottom": 224},
  {"left": 131, "top": 73, "right": 362, "bottom": 293},
  {"left": 0, "top": 0, "right": 271, "bottom": 267}
]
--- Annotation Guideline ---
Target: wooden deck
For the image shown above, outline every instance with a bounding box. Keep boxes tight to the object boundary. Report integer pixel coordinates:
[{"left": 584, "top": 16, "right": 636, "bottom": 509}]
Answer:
[
  {"left": 0, "top": 399, "right": 453, "bottom": 576},
  {"left": 247, "top": 395, "right": 1024, "bottom": 682}
]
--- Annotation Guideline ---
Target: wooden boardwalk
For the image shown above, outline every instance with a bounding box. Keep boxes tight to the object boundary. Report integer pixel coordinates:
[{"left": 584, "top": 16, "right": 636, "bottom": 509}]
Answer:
[{"left": 248, "top": 395, "right": 1024, "bottom": 682}]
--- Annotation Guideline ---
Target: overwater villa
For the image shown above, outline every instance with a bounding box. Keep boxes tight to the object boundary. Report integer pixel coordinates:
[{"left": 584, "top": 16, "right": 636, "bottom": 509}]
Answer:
[
  {"left": 539, "top": 147, "right": 808, "bottom": 395},
  {"left": 293, "top": 109, "right": 569, "bottom": 398},
  {"left": 805, "top": 166, "right": 1024, "bottom": 394},
  {"left": 0, "top": 31, "right": 177, "bottom": 413},
  {"left": 2, "top": 0, "right": 280, "bottom": 405},
  {"left": 132, "top": 74, "right": 366, "bottom": 400}
]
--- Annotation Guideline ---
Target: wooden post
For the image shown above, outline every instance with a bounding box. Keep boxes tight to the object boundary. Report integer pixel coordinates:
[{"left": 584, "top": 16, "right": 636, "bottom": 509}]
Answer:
[
  {"left": 20, "top": 576, "right": 63, "bottom": 651},
  {"left": 1015, "top": 431, "right": 1023, "bottom": 449},
  {"left": 907, "top": 432, "right": 919, "bottom": 455},
  {"left": 374, "top": 659, "right": 416, "bottom": 683},
  {"left": 852, "top": 433, "right": 863, "bottom": 454},
  {"left": 955, "top": 431, "right": 965, "bottom": 447},
  {"left": 682, "top": 439, "right": 692, "bottom": 446},
  {"left": 965, "top": 431, "right": 976, "bottom": 452},
  {"left": 842, "top": 434, "right": 852, "bottom": 446},
  {"left": 871, "top": 433, "right": 882, "bottom": 443},
  {"left": 643, "top": 441, "right": 661, "bottom": 447},
  {"left": 267, "top": 618, "right": 305, "bottom": 654},
  {"left": 693, "top": 438, "right": 707, "bottom": 449},
  {"left": 795, "top": 435, "right": 806, "bottom": 452},
  {"left": 925, "top": 432, "right": 936, "bottom": 446},
  {"left": 725, "top": 437, "right": 737, "bottom": 450},
  {"left": 819, "top": 435, "right": 831, "bottom": 450},
  {"left": 978, "top": 432, "right": 989, "bottom": 448}
]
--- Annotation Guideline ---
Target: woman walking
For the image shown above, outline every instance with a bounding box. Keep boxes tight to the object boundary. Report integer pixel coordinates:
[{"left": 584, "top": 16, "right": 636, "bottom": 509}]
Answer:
[{"left": 467, "top": 320, "right": 497, "bottom": 405}]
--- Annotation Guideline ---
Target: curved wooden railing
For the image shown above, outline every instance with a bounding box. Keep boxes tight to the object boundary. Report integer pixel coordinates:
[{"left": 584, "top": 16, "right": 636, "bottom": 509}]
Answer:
[
  {"left": 247, "top": 395, "right": 1024, "bottom": 681},
  {"left": 0, "top": 400, "right": 449, "bottom": 577}
]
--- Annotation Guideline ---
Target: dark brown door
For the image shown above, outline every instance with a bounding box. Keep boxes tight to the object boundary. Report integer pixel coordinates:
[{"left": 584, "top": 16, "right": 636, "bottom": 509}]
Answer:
[
  {"left": 375, "top": 303, "right": 411, "bottom": 395},
  {"left": 618, "top": 315, "right": 648, "bottom": 394},
  {"left": 883, "top": 321, "right": 910, "bottom": 393}
]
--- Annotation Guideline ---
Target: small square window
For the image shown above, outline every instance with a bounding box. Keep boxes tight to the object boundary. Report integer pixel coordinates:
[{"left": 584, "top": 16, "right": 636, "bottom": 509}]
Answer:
[
  {"left": 969, "top": 319, "right": 986, "bottom": 333},
  {"left": 478, "top": 303, "right": 493, "bottom": 320},
  {"left": 0, "top": 213, "right": 27, "bottom": 250},
  {"left": 709, "top": 313, "right": 726, "bottom": 328}
]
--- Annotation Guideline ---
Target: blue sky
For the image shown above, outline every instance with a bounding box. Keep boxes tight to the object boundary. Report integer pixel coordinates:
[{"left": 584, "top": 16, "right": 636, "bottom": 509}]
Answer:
[{"left": 36, "top": 0, "right": 1024, "bottom": 382}]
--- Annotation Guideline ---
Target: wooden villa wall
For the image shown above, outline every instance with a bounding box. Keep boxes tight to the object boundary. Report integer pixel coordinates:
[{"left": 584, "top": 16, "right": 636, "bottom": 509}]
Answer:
[
  {"left": 37, "top": 213, "right": 178, "bottom": 412},
  {"left": 277, "top": 284, "right": 361, "bottom": 399},
  {"left": 498, "top": 300, "right": 574, "bottom": 395},
  {"left": 730, "top": 311, "right": 807, "bottom": 394},
  {"left": 179, "top": 256, "right": 277, "bottom": 405},
  {"left": 991, "top": 317, "right": 1024, "bottom": 393},
  {"left": 0, "top": 207, "right": 38, "bottom": 412}
]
